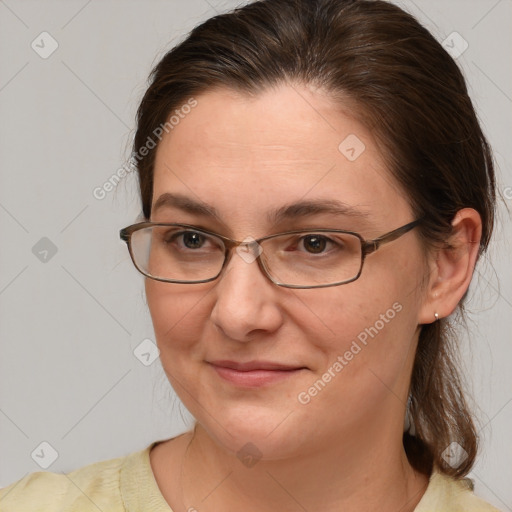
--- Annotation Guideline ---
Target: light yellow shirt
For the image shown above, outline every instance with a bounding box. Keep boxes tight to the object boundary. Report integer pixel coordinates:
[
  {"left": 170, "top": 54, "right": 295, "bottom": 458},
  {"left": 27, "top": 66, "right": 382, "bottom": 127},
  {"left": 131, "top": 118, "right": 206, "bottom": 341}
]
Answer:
[{"left": 0, "top": 438, "right": 502, "bottom": 511}]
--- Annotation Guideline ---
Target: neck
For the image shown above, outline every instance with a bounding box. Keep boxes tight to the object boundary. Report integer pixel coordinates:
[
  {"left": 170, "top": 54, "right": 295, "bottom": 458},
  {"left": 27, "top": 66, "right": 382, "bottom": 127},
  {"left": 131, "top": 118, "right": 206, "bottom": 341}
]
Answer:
[{"left": 178, "top": 422, "right": 429, "bottom": 512}]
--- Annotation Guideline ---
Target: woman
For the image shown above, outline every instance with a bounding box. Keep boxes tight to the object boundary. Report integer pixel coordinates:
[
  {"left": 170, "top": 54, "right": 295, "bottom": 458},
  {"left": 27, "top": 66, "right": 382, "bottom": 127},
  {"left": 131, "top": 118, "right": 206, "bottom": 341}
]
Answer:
[{"left": 0, "top": 0, "right": 502, "bottom": 510}]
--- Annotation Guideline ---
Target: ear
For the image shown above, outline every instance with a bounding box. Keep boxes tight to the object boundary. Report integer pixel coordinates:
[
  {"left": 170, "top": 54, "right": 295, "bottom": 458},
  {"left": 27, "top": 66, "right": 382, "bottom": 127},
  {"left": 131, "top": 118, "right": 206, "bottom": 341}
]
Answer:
[{"left": 418, "top": 208, "right": 482, "bottom": 324}]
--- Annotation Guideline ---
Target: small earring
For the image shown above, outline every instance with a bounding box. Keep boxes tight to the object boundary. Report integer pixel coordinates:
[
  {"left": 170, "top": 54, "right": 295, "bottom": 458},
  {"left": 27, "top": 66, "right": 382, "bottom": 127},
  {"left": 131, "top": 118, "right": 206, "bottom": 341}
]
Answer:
[{"left": 434, "top": 312, "right": 439, "bottom": 321}]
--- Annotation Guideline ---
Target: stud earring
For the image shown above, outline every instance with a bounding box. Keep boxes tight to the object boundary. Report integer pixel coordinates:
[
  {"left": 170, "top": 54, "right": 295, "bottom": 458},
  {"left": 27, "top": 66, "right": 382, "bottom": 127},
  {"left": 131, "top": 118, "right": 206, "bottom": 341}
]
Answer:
[{"left": 434, "top": 312, "right": 439, "bottom": 321}]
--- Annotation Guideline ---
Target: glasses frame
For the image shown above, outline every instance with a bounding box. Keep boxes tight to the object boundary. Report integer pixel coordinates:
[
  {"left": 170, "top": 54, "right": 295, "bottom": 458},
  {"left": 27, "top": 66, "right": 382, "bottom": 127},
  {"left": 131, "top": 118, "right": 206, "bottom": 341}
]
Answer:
[{"left": 120, "top": 218, "right": 424, "bottom": 289}]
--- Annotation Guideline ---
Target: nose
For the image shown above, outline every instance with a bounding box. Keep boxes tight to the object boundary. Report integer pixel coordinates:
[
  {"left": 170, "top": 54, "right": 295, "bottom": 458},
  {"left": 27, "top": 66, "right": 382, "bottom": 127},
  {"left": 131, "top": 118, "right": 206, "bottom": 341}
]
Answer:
[{"left": 210, "top": 245, "right": 284, "bottom": 342}]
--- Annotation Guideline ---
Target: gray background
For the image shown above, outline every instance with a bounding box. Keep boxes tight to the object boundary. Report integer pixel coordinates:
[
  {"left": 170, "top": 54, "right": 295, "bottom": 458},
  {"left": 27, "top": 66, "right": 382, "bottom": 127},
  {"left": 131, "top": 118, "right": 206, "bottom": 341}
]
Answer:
[{"left": 0, "top": 0, "right": 510, "bottom": 509}]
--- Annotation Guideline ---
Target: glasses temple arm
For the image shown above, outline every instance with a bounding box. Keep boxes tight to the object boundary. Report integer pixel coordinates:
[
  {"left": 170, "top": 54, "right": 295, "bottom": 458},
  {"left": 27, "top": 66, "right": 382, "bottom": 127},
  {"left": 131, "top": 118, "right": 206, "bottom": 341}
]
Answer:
[{"left": 362, "top": 218, "right": 424, "bottom": 255}]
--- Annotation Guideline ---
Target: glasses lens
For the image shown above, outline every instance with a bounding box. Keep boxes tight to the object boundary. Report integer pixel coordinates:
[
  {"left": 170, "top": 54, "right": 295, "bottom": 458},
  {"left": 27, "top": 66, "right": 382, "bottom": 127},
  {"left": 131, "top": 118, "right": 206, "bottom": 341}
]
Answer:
[
  {"left": 130, "top": 225, "right": 225, "bottom": 282},
  {"left": 261, "top": 231, "right": 362, "bottom": 286},
  {"left": 127, "top": 226, "right": 363, "bottom": 287}
]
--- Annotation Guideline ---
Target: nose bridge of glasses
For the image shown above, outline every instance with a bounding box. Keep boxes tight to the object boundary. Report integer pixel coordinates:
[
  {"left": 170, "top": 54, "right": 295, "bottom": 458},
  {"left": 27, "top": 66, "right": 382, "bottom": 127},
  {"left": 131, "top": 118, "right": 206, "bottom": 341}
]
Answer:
[
  {"left": 214, "top": 235, "right": 272, "bottom": 288},
  {"left": 231, "top": 236, "right": 264, "bottom": 263}
]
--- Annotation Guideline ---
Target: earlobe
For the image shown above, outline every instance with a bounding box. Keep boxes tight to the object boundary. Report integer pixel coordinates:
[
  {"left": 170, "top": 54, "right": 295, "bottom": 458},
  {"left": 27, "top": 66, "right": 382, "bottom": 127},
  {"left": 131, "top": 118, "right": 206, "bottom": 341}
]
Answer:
[{"left": 418, "top": 208, "right": 482, "bottom": 325}]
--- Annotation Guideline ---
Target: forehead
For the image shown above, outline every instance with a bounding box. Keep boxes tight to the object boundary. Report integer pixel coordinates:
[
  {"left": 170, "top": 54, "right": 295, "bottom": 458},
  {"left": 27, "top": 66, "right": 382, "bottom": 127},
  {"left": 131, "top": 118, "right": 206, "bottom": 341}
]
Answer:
[
  {"left": 151, "top": 84, "right": 412, "bottom": 234},
  {"left": 158, "top": 84, "right": 363, "bottom": 163}
]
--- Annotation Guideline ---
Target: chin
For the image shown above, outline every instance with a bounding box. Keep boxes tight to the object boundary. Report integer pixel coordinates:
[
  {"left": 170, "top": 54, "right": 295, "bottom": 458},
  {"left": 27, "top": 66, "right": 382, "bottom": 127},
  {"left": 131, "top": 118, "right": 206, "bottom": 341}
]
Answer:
[{"left": 196, "top": 405, "right": 312, "bottom": 462}]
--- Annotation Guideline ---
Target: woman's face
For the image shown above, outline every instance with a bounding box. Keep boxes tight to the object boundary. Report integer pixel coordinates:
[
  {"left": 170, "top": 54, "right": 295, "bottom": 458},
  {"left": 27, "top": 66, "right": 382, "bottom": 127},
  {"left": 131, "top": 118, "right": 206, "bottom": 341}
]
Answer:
[{"left": 146, "top": 83, "right": 429, "bottom": 459}]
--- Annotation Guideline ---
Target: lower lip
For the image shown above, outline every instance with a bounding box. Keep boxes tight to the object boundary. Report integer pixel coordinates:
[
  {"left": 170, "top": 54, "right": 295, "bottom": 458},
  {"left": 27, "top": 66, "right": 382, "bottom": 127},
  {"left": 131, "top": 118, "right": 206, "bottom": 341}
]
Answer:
[{"left": 210, "top": 365, "right": 305, "bottom": 387}]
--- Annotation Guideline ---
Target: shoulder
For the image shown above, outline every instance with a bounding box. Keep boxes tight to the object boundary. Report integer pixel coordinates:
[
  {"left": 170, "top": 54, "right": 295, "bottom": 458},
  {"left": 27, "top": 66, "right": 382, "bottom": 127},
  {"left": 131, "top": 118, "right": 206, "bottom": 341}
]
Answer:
[
  {"left": 415, "top": 467, "right": 502, "bottom": 512},
  {"left": 0, "top": 445, "right": 150, "bottom": 511}
]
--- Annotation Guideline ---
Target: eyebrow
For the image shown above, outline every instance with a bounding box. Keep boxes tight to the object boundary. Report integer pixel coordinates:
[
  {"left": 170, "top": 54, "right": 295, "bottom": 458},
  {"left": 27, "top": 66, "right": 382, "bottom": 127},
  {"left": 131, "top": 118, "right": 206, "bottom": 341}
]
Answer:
[{"left": 152, "top": 192, "right": 371, "bottom": 225}]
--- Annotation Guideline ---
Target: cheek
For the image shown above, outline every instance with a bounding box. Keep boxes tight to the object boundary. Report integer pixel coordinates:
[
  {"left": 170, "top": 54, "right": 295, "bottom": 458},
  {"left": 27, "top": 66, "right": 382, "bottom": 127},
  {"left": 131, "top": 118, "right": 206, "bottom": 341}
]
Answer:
[
  {"left": 296, "top": 260, "right": 420, "bottom": 381},
  {"left": 145, "top": 280, "right": 210, "bottom": 353},
  {"left": 296, "top": 277, "right": 403, "bottom": 345},
  {"left": 294, "top": 291, "right": 416, "bottom": 422}
]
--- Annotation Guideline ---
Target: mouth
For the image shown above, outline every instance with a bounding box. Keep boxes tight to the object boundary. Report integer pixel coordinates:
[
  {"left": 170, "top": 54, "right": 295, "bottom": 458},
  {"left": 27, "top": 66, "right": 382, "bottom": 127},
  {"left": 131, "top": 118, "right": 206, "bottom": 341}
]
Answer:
[{"left": 207, "top": 360, "right": 308, "bottom": 387}]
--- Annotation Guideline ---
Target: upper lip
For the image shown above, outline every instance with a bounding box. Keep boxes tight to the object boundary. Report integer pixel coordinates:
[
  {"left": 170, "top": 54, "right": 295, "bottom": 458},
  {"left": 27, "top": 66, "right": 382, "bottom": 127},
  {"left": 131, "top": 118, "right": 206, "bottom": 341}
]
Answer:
[{"left": 208, "top": 360, "right": 305, "bottom": 371}]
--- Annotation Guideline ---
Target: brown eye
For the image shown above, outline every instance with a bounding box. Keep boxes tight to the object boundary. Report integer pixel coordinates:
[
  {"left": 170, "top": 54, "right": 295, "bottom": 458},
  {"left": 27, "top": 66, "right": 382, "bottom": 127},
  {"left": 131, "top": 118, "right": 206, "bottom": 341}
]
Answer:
[
  {"left": 302, "top": 235, "right": 328, "bottom": 254},
  {"left": 181, "top": 231, "right": 205, "bottom": 249}
]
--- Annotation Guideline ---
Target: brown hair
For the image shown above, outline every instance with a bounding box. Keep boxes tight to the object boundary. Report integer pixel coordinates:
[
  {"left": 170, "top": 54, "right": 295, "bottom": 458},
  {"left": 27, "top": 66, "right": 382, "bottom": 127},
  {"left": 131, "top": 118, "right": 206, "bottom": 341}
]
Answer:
[{"left": 132, "top": 0, "right": 496, "bottom": 478}]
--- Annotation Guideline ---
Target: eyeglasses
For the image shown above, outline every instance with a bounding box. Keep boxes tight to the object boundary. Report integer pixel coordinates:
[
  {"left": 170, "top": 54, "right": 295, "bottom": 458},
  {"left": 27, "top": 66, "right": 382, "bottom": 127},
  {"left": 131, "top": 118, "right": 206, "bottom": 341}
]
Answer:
[{"left": 119, "top": 218, "right": 423, "bottom": 289}]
